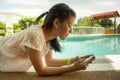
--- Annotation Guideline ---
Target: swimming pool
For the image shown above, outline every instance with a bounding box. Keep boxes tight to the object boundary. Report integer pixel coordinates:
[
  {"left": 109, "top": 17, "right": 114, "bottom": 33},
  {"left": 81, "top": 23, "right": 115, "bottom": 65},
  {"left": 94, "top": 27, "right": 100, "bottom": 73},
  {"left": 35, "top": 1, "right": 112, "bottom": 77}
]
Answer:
[{"left": 53, "top": 34, "right": 120, "bottom": 58}]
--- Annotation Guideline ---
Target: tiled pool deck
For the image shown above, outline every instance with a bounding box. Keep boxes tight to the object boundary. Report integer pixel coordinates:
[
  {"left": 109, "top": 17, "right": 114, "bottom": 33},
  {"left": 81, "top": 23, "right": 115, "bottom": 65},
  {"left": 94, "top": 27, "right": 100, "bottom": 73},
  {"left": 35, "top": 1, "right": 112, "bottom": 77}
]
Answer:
[{"left": 87, "top": 55, "right": 120, "bottom": 71}]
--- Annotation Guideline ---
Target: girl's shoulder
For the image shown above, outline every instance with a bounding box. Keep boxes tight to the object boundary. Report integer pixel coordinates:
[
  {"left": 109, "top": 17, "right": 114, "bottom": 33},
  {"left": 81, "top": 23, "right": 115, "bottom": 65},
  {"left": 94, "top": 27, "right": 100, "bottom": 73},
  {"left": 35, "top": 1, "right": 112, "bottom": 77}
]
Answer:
[{"left": 19, "top": 25, "right": 42, "bottom": 36}]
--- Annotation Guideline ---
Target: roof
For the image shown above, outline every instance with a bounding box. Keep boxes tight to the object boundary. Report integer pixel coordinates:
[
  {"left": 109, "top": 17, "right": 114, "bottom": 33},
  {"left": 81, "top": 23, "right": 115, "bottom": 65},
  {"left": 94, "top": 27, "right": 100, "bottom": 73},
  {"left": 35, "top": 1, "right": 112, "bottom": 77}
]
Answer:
[{"left": 90, "top": 11, "right": 120, "bottom": 20}]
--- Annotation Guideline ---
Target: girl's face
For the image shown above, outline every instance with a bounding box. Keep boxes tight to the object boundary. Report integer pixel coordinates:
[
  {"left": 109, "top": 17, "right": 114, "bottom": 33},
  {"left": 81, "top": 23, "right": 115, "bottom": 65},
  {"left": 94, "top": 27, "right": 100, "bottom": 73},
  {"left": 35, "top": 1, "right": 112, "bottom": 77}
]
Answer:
[{"left": 58, "top": 16, "right": 75, "bottom": 40}]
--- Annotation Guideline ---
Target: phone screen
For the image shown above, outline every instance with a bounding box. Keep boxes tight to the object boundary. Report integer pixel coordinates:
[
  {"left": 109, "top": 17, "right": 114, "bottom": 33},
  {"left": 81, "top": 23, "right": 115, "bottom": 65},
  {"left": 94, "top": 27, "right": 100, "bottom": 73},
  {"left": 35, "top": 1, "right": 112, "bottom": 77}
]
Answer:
[{"left": 83, "top": 54, "right": 95, "bottom": 63}]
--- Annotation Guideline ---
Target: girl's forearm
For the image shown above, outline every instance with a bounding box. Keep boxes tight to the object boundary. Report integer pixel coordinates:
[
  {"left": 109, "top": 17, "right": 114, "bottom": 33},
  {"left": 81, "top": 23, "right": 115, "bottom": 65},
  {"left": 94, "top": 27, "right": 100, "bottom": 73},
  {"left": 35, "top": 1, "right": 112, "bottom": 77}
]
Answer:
[
  {"left": 46, "top": 57, "right": 77, "bottom": 67},
  {"left": 38, "top": 65, "right": 76, "bottom": 76}
]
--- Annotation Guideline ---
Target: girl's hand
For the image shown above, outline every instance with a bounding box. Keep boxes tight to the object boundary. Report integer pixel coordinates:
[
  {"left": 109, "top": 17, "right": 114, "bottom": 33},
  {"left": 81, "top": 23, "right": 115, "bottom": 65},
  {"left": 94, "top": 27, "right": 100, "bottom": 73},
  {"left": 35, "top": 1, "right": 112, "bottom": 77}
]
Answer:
[
  {"left": 73, "top": 59, "right": 88, "bottom": 71},
  {"left": 75, "top": 54, "right": 95, "bottom": 63},
  {"left": 72, "top": 54, "right": 95, "bottom": 71}
]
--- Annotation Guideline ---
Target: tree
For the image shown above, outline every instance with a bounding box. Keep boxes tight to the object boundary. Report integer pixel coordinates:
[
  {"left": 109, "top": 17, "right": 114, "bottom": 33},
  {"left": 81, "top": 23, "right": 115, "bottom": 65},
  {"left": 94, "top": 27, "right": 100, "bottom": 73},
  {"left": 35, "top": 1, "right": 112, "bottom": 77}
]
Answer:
[
  {"left": 13, "top": 23, "right": 23, "bottom": 33},
  {"left": 99, "top": 18, "right": 113, "bottom": 29},
  {"left": 0, "top": 22, "right": 6, "bottom": 29},
  {"left": 18, "top": 17, "right": 45, "bottom": 29},
  {"left": 0, "top": 22, "right": 6, "bottom": 36},
  {"left": 18, "top": 17, "right": 36, "bottom": 29},
  {"left": 77, "top": 17, "right": 100, "bottom": 27}
]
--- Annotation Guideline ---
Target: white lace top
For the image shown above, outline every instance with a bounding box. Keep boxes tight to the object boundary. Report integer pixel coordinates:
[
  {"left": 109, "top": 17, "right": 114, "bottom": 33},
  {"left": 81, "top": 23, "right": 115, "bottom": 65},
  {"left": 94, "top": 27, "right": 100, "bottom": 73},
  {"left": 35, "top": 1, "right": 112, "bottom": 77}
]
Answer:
[{"left": 0, "top": 25, "right": 50, "bottom": 72}]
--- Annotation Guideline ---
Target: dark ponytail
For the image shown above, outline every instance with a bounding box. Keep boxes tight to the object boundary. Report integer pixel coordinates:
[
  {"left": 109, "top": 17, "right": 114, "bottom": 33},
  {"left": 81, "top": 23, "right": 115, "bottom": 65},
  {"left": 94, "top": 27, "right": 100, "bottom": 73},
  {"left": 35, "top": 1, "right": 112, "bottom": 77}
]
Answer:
[
  {"left": 35, "top": 3, "right": 76, "bottom": 53},
  {"left": 34, "top": 11, "right": 48, "bottom": 24}
]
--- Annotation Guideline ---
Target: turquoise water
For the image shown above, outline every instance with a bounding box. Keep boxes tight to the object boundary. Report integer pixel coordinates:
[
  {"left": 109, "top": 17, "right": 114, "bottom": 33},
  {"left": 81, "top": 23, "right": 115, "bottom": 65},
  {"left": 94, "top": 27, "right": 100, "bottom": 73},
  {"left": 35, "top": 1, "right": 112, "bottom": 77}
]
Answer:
[{"left": 53, "top": 35, "right": 120, "bottom": 58}]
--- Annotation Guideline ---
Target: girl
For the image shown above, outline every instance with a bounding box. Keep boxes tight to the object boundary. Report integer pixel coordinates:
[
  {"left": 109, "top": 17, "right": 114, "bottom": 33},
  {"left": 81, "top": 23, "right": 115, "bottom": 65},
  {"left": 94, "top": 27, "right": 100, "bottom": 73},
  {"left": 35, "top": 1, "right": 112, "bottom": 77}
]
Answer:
[{"left": 0, "top": 3, "right": 95, "bottom": 76}]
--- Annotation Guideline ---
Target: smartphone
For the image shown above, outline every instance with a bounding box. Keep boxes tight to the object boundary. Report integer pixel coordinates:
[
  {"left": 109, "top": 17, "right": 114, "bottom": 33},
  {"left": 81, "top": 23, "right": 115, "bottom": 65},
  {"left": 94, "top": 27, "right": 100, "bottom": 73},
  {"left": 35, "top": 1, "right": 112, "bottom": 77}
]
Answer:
[{"left": 83, "top": 54, "right": 95, "bottom": 63}]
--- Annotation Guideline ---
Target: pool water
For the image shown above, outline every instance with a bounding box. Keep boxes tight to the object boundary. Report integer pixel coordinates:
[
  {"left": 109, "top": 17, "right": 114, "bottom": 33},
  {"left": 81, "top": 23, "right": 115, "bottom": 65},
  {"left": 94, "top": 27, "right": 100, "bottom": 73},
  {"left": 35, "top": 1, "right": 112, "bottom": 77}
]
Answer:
[{"left": 53, "top": 35, "right": 120, "bottom": 58}]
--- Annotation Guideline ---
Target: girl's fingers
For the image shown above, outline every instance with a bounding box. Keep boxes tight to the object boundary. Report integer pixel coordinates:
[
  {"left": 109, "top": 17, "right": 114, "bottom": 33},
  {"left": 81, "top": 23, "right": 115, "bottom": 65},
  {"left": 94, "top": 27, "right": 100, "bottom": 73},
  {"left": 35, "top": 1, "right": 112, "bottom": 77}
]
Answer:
[
  {"left": 80, "top": 59, "right": 86, "bottom": 62},
  {"left": 83, "top": 62, "right": 89, "bottom": 66}
]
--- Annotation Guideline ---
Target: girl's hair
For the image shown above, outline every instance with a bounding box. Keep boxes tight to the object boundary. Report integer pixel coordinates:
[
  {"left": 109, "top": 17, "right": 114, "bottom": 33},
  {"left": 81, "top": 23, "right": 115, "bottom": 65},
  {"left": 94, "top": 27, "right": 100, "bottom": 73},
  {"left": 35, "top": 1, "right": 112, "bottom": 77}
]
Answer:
[{"left": 34, "top": 3, "right": 76, "bottom": 52}]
